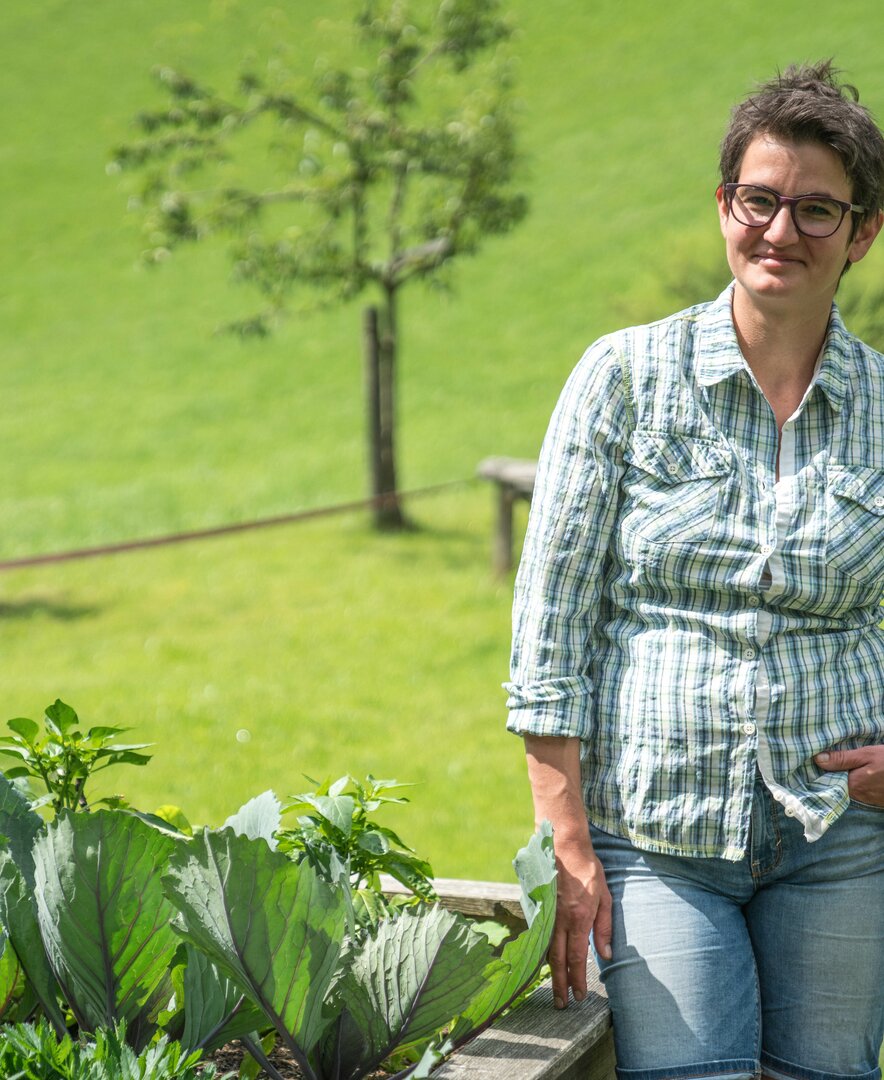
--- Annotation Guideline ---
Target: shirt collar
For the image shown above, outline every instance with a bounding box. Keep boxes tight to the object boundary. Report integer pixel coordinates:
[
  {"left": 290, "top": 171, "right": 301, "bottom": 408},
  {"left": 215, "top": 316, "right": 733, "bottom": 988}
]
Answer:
[{"left": 695, "top": 282, "right": 851, "bottom": 412}]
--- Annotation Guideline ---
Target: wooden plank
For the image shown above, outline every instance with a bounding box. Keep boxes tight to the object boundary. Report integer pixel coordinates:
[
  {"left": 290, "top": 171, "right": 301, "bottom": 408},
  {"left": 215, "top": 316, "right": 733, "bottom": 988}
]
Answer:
[
  {"left": 477, "top": 456, "right": 538, "bottom": 494},
  {"left": 380, "top": 875, "right": 526, "bottom": 933},
  {"left": 379, "top": 878, "right": 616, "bottom": 1078},
  {"left": 433, "top": 961, "right": 614, "bottom": 1080}
]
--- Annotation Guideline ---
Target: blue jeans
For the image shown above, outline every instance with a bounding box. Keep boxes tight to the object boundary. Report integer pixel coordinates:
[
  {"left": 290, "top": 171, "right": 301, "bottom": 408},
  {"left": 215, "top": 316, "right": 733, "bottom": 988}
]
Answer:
[{"left": 590, "top": 776, "right": 884, "bottom": 1080}]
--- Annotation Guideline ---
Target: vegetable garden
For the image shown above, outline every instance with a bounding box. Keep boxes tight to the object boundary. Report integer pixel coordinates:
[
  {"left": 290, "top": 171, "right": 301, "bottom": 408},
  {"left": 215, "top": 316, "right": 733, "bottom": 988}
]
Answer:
[{"left": 0, "top": 702, "right": 556, "bottom": 1078}]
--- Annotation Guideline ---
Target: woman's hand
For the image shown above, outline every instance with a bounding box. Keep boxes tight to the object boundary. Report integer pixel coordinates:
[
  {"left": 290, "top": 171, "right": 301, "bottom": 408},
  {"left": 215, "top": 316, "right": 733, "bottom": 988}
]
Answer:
[
  {"left": 524, "top": 734, "right": 612, "bottom": 1009},
  {"left": 815, "top": 745, "right": 884, "bottom": 807},
  {"left": 548, "top": 833, "right": 612, "bottom": 1009}
]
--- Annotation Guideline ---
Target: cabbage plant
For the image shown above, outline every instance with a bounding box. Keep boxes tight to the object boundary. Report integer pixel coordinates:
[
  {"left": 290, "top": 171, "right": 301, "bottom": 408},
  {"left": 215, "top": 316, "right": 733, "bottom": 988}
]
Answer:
[
  {"left": 163, "top": 820, "right": 556, "bottom": 1079},
  {"left": 0, "top": 766, "right": 556, "bottom": 1078}
]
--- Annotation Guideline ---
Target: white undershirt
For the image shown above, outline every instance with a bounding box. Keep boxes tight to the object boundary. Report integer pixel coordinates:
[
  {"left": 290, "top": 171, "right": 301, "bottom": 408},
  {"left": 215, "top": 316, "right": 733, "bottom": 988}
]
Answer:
[{"left": 752, "top": 353, "right": 829, "bottom": 841}]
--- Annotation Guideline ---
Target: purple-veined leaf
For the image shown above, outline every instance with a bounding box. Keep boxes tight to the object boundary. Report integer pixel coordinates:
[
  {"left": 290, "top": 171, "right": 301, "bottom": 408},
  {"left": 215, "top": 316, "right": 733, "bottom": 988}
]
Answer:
[
  {"left": 181, "top": 944, "right": 267, "bottom": 1053},
  {"left": 324, "top": 904, "right": 502, "bottom": 1078},
  {"left": 33, "top": 810, "right": 181, "bottom": 1050},
  {"left": 163, "top": 827, "right": 348, "bottom": 1073},
  {"left": 0, "top": 771, "right": 64, "bottom": 1031},
  {"left": 0, "top": 851, "right": 67, "bottom": 1034}
]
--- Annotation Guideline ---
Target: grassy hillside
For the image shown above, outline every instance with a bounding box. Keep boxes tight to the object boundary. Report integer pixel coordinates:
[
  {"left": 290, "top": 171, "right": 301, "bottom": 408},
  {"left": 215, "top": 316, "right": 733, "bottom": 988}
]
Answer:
[{"left": 2, "top": 0, "right": 884, "bottom": 883}]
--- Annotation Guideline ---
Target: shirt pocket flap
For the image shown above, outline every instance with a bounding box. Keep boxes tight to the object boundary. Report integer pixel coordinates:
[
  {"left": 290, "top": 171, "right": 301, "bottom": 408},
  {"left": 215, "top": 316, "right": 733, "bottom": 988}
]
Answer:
[
  {"left": 625, "top": 431, "right": 732, "bottom": 485},
  {"left": 828, "top": 465, "right": 884, "bottom": 514}
]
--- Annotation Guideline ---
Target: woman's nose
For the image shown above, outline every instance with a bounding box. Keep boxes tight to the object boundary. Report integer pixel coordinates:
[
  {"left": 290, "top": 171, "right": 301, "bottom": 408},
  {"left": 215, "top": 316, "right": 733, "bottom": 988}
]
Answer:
[{"left": 763, "top": 203, "right": 800, "bottom": 244}]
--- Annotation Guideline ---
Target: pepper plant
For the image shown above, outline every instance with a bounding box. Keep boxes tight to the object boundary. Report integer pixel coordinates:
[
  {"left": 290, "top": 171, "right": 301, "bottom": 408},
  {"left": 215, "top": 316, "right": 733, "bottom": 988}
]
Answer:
[
  {"left": 0, "top": 700, "right": 151, "bottom": 814},
  {"left": 277, "top": 774, "right": 436, "bottom": 923}
]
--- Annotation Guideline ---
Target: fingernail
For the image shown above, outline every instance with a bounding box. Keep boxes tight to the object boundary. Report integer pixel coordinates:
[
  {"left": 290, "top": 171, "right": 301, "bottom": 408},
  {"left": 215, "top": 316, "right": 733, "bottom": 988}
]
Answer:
[
  {"left": 554, "top": 996, "right": 565, "bottom": 1009},
  {"left": 816, "top": 752, "right": 830, "bottom": 763},
  {"left": 602, "top": 945, "right": 613, "bottom": 960},
  {"left": 574, "top": 989, "right": 586, "bottom": 1002}
]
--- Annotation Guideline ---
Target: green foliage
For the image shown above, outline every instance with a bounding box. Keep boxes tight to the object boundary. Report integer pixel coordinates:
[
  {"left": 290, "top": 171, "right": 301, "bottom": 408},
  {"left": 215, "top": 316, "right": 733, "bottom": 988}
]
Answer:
[
  {"left": 837, "top": 275, "right": 884, "bottom": 352},
  {"left": 0, "top": 700, "right": 152, "bottom": 815},
  {"left": 0, "top": 1018, "right": 232, "bottom": 1080},
  {"left": 277, "top": 774, "right": 436, "bottom": 922},
  {"left": 0, "top": 696, "right": 556, "bottom": 1078},
  {"left": 0, "top": 773, "right": 67, "bottom": 1034},
  {"left": 32, "top": 810, "right": 182, "bottom": 1050},
  {"left": 112, "top": 0, "right": 527, "bottom": 332},
  {"left": 163, "top": 820, "right": 556, "bottom": 1080}
]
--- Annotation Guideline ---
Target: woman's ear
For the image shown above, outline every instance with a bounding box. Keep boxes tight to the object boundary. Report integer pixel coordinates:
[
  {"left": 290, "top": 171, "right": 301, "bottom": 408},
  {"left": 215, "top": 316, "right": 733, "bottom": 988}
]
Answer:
[
  {"left": 715, "top": 185, "right": 729, "bottom": 238},
  {"left": 847, "top": 208, "right": 884, "bottom": 266}
]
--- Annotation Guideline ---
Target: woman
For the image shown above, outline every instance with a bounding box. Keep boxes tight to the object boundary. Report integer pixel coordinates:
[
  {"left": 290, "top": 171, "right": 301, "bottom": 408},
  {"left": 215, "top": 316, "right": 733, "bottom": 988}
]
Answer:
[{"left": 506, "top": 62, "right": 884, "bottom": 1080}]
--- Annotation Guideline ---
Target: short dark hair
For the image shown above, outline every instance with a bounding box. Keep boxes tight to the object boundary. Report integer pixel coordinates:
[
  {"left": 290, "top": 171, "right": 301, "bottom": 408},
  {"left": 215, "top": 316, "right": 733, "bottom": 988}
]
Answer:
[{"left": 719, "top": 60, "right": 884, "bottom": 230}]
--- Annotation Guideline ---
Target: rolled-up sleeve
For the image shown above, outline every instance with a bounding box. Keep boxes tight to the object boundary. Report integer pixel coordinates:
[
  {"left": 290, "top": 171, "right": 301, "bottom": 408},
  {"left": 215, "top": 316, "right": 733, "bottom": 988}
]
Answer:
[{"left": 505, "top": 338, "right": 629, "bottom": 739}]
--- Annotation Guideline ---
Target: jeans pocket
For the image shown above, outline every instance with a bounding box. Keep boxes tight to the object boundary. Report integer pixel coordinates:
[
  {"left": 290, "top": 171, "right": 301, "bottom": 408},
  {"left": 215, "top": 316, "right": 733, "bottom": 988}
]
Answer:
[{"left": 848, "top": 796, "right": 884, "bottom": 813}]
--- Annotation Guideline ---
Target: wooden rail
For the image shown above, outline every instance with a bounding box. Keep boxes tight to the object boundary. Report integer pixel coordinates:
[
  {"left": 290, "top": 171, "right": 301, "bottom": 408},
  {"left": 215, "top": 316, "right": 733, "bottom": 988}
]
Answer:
[{"left": 381, "top": 875, "right": 616, "bottom": 1079}]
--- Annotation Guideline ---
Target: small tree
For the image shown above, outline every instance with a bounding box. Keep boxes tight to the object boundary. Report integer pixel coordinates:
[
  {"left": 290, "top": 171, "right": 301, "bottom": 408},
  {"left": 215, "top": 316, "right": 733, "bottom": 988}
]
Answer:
[{"left": 112, "top": 0, "right": 528, "bottom": 529}]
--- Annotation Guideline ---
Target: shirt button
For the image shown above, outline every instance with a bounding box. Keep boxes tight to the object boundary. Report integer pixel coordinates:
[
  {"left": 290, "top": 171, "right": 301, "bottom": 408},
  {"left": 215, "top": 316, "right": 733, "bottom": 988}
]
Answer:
[
  {"left": 743, "top": 647, "right": 756, "bottom": 660},
  {"left": 875, "top": 496, "right": 884, "bottom": 508},
  {"left": 741, "top": 722, "right": 756, "bottom": 735},
  {"left": 666, "top": 463, "right": 679, "bottom": 475},
  {"left": 784, "top": 806, "right": 796, "bottom": 818},
  {"left": 748, "top": 596, "right": 760, "bottom": 608},
  {"left": 760, "top": 544, "right": 774, "bottom": 556}
]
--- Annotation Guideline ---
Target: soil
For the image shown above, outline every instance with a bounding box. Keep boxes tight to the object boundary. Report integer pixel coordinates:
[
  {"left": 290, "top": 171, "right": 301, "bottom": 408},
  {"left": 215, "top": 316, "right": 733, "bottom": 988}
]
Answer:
[{"left": 201, "top": 1040, "right": 393, "bottom": 1078}]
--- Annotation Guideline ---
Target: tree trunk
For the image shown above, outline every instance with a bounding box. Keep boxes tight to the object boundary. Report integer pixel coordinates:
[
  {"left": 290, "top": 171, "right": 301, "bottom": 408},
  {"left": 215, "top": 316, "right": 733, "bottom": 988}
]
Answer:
[{"left": 363, "top": 300, "right": 405, "bottom": 529}]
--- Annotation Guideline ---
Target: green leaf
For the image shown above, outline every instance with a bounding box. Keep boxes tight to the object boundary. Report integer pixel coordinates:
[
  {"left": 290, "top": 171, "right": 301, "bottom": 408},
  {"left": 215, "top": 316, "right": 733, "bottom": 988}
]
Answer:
[
  {"left": 0, "top": 850, "right": 67, "bottom": 1034},
  {"left": 6, "top": 718, "right": 39, "bottom": 744},
  {"left": 449, "top": 822, "right": 557, "bottom": 1041},
  {"left": 164, "top": 828, "right": 348, "bottom": 1061},
  {"left": 44, "top": 700, "right": 79, "bottom": 738},
  {"left": 327, "top": 905, "right": 500, "bottom": 1076},
  {"left": 376, "top": 852, "right": 436, "bottom": 901},
  {"left": 0, "top": 772, "right": 43, "bottom": 885},
  {"left": 299, "top": 793, "right": 356, "bottom": 838},
  {"left": 327, "top": 775, "right": 351, "bottom": 798},
  {"left": 355, "top": 829, "right": 389, "bottom": 856},
  {"left": 181, "top": 945, "right": 266, "bottom": 1054},
  {"left": 84, "top": 725, "right": 127, "bottom": 739},
  {"left": 0, "top": 766, "right": 31, "bottom": 780},
  {"left": 93, "top": 743, "right": 153, "bottom": 758},
  {"left": 222, "top": 790, "right": 281, "bottom": 849},
  {"left": 0, "top": 746, "right": 34, "bottom": 762},
  {"left": 153, "top": 805, "right": 193, "bottom": 835},
  {"left": 33, "top": 809, "right": 181, "bottom": 1049},
  {"left": 0, "top": 936, "right": 36, "bottom": 1023}
]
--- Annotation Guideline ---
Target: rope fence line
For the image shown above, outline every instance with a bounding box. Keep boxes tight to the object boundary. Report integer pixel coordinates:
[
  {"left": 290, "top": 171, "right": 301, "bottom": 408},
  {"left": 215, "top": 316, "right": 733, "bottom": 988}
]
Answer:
[{"left": 0, "top": 477, "right": 476, "bottom": 573}]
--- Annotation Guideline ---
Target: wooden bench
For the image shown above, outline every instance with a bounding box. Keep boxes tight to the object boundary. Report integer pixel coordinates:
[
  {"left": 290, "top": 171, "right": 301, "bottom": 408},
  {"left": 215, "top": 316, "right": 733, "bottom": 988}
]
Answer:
[
  {"left": 381, "top": 874, "right": 615, "bottom": 1079},
  {"left": 477, "top": 457, "right": 538, "bottom": 575}
]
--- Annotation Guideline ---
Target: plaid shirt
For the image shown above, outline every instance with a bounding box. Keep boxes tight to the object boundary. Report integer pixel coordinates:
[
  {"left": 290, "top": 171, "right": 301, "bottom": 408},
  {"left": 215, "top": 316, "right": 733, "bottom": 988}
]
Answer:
[{"left": 506, "top": 285, "right": 884, "bottom": 860}]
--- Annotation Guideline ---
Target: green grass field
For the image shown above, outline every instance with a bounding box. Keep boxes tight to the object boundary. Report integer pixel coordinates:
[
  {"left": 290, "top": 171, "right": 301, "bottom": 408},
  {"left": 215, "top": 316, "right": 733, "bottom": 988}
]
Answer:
[{"left": 2, "top": 0, "right": 884, "bottom": 896}]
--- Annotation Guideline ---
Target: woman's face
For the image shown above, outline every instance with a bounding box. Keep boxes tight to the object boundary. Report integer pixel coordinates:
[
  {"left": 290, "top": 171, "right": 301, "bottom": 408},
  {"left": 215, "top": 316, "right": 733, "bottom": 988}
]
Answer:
[{"left": 716, "top": 134, "right": 882, "bottom": 317}]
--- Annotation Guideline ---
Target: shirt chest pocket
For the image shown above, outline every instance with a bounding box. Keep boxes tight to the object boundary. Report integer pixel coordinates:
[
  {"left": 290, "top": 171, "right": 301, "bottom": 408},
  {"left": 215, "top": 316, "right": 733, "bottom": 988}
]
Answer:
[
  {"left": 826, "top": 466, "right": 884, "bottom": 584},
  {"left": 620, "top": 431, "right": 732, "bottom": 545}
]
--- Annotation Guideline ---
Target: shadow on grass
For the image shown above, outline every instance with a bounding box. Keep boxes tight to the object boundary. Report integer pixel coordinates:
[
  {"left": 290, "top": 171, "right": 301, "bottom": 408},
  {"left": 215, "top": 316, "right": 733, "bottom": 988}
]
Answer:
[{"left": 0, "top": 598, "right": 99, "bottom": 621}]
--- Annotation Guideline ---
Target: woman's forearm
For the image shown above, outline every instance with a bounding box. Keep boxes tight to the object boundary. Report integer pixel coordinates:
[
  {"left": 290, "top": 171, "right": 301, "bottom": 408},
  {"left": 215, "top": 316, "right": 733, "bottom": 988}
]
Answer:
[{"left": 524, "top": 734, "right": 593, "bottom": 848}]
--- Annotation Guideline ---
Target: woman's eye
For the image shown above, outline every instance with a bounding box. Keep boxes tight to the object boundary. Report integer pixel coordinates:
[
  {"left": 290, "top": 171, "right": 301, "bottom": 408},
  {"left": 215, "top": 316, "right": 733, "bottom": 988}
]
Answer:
[{"left": 800, "top": 200, "right": 838, "bottom": 219}]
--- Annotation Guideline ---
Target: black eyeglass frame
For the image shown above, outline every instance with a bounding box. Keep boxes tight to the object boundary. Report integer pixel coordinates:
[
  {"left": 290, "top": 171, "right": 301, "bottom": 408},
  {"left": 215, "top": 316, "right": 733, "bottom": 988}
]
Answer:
[{"left": 723, "top": 182, "right": 866, "bottom": 238}]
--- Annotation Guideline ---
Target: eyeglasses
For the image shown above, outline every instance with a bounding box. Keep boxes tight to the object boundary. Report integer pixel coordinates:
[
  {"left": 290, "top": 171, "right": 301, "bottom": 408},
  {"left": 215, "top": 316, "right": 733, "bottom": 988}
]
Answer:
[{"left": 723, "top": 183, "right": 866, "bottom": 238}]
